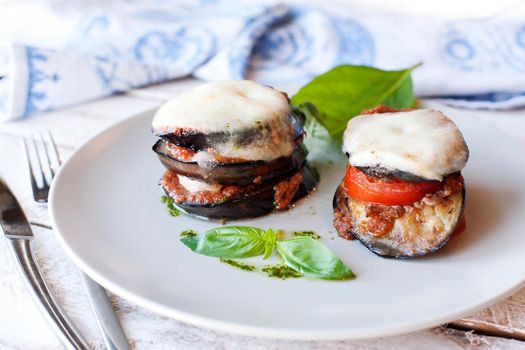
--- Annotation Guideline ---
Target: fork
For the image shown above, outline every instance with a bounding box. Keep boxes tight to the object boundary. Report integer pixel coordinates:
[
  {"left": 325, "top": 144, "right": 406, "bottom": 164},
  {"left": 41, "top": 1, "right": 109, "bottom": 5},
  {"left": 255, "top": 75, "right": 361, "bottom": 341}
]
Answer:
[
  {"left": 24, "top": 133, "right": 131, "bottom": 350},
  {"left": 23, "top": 132, "right": 61, "bottom": 204}
]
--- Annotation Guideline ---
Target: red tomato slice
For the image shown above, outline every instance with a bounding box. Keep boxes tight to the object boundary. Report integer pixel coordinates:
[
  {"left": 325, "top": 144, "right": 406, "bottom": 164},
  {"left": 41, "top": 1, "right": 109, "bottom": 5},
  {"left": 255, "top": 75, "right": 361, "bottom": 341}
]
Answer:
[{"left": 343, "top": 166, "right": 443, "bottom": 205}]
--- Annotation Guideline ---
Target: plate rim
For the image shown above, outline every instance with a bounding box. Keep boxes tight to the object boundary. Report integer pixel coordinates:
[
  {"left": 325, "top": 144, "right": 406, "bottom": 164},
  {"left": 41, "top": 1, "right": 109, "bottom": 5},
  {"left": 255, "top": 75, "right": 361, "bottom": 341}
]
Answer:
[{"left": 49, "top": 109, "right": 525, "bottom": 340}]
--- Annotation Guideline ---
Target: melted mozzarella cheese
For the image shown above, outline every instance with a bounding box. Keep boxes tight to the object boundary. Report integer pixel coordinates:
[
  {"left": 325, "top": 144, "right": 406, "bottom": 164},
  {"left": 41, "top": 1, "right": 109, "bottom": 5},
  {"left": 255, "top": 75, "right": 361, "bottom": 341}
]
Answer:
[
  {"left": 178, "top": 175, "right": 222, "bottom": 192},
  {"left": 187, "top": 142, "right": 292, "bottom": 163},
  {"left": 191, "top": 150, "right": 215, "bottom": 163},
  {"left": 342, "top": 109, "right": 468, "bottom": 181},
  {"left": 152, "top": 80, "right": 290, "bottom": 133},
  {"left": 152, "top": 80, "right": 294, "bottom": 161}
]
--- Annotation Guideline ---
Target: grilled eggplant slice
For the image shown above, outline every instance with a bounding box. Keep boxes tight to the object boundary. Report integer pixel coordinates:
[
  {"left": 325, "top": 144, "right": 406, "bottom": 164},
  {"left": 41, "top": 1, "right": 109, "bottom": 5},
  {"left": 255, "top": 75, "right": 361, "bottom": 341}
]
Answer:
[
  {"left": 163, "top": 164, "right": 318, "bottom": 220},
  {"left": 354, "top": 165, "right": 431, "bottom": 182},
  {"left": 153, "top": 140, "right": 308, "bottom": 186},
  {"left": 333, "top": 181, "right": 465, "bottom": 258},
  {"left": 154, "top": 112, "right": 304, "bottom": 152}
]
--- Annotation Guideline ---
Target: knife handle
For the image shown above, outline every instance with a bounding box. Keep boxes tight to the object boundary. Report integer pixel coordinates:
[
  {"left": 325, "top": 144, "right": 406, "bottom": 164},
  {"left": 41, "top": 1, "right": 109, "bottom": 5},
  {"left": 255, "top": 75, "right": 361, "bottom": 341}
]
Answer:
[
  {"left": 7, "top": 238, "right": 91, "bottom": 350},
  {"left": 81, "top": 273, "right": 131, "bottom": 350}
]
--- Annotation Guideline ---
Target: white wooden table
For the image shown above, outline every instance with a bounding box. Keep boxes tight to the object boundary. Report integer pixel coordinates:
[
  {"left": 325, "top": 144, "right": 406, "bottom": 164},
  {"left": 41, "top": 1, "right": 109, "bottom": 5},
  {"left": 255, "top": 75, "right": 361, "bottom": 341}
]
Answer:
[{"left": 1, "top": 78, "right": 525, "bottom": 350}]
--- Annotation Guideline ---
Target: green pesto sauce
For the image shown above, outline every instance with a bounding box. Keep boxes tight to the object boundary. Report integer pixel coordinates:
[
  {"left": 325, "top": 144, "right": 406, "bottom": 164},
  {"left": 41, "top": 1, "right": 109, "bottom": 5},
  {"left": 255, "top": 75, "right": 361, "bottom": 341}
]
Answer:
[
  {"left": 220, "top": 259, "right": 256, "bottom": 272},
  {"left": 262, "top": 264, "right": 302, "bottom": 280},
  {"left": 292, "top": 230, "right": 321, "bottom": 240},
  {"left": 160, "top": 195, "right": 180, "bottom": 217},
  {"left": 180, "top": 230, "right": 198, "bottom": 239}
]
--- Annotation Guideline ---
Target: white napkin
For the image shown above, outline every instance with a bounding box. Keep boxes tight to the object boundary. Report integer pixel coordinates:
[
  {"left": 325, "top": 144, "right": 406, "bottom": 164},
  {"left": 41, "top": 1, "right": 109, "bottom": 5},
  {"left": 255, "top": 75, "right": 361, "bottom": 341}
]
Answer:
[{"left": 1, "top": 0, "right": 524, "bottom": 121}]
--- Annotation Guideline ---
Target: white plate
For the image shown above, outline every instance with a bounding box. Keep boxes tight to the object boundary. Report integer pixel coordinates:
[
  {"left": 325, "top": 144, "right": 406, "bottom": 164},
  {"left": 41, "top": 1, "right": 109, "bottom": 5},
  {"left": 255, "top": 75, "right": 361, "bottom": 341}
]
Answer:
[{"left": 50, "top": 108, "right": 525, "bottom": 340}]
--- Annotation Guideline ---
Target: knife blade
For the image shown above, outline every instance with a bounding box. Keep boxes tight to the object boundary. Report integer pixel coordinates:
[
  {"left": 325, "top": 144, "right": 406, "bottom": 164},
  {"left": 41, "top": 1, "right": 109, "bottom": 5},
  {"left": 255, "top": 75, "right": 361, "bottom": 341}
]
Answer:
[{"left": 0, "top": 178, "right": 90, "bottom": 350}]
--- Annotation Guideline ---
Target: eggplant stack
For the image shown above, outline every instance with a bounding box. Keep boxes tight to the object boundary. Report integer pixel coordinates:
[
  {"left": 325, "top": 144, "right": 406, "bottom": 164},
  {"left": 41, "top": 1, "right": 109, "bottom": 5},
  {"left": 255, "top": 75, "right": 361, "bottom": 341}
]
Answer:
[
  {"left": 152, "top": 80, "right": 318, "bottom": 220},
  {"left": 333, "top": 105, "right": 469, "bottom": 258}
]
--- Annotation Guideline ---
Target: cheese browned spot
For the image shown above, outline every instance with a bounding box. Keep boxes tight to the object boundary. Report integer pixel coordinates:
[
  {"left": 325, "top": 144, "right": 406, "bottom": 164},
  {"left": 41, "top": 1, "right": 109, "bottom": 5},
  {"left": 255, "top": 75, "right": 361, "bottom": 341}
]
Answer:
[{"left": 342, "top": 109, "right": 468, "bottom": 181}]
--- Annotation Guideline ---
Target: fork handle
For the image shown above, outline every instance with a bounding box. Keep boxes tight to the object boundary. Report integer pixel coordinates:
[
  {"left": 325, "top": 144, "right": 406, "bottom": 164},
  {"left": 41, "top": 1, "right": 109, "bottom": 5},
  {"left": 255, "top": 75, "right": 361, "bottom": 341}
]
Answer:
[{"left": 7, "top": 238, "right": 91, "bottom": 350}]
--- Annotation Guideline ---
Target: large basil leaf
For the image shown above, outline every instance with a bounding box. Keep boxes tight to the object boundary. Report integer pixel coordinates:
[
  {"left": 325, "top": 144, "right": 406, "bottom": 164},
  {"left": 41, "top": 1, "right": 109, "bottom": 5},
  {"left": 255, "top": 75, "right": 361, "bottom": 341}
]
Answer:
[
  {"left": 291, "top": 64, "right": 419, "bottom": 139},
  {"left": 181, "top": 226, "right": 269, "bottom": 259},
  {"left": 292, "top": 103, "right": 345, "bottom": 166},
  {"left": 293, "top": 103, "right": 330, "bottom": 149},
  {"left": 275, "top": 236, "right": 355, "bottom": 280}
]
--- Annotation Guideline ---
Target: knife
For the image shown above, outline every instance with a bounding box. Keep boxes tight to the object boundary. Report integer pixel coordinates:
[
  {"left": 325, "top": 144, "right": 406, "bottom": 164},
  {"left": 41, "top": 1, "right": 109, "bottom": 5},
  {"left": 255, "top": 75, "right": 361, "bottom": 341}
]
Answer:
[
  {"left": 80, "top": 273, "right": 131, "bottom": 350},
  {"left": 0, "top": 178, "right": 90, "bottom": 350}
]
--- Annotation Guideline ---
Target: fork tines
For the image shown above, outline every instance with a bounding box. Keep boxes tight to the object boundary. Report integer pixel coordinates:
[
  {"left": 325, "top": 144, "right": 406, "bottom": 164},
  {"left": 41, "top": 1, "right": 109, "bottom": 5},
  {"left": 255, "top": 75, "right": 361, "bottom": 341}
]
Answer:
[{"left": 23, "top": 132, "right": 61, "bottom": 204}]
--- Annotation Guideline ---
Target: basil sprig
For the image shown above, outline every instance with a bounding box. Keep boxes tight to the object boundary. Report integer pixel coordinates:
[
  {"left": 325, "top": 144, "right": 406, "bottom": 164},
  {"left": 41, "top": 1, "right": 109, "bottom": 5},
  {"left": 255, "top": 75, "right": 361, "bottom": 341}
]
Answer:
[{"left": 181, "top": 226, "right": 354, "bottom": 281}]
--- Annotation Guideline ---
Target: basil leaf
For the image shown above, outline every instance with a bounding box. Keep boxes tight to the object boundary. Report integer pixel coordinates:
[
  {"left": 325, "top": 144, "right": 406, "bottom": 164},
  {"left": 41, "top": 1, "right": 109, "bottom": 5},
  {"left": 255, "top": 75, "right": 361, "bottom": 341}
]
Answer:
[
  {"left": 292, "top": 103, "right": 345, "bottom": 167},
  {"left": 291, "top": 64, "right": 419, "bottom": 139},
  {"left": 181, "top": 235, "right": 198, "bottom": 251},
  {"left": 181, "top": 226, "right": 266, "bottom": 259},
  {"left": 262, "top": 228, "right": 277, "bottom": 260},
  {"left": 293, "top": 103, "right": 330, "bottom": 149},
  {"left": 275, "top": 236, "right": 355, "bottom": 280}
]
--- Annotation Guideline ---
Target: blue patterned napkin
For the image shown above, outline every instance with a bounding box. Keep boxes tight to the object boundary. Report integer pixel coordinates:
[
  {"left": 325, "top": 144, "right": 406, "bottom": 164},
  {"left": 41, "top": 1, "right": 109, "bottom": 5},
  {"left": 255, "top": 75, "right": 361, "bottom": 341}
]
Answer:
[{"left": 1, "top": 0, "right": 524, "bottom": 121}]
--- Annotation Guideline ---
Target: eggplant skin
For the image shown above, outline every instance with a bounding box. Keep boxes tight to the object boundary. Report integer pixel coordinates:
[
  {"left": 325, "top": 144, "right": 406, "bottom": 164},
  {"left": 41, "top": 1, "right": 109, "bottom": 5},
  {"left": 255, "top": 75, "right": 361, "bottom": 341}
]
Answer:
[
  {"left": 154, "top": 112, "right": 304, "bottom": 151},
  {"left": 168, "top": 164, "right": 318, "bottom": 220},
  {"left": 153, "top": 140, "right": 308, "bottom": 186},
  {"left": 354, "top": 165, "right": 433, "bottom": 182},
  {"left": 332, "top": 181, "right": 465, "bottom": 258}
]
